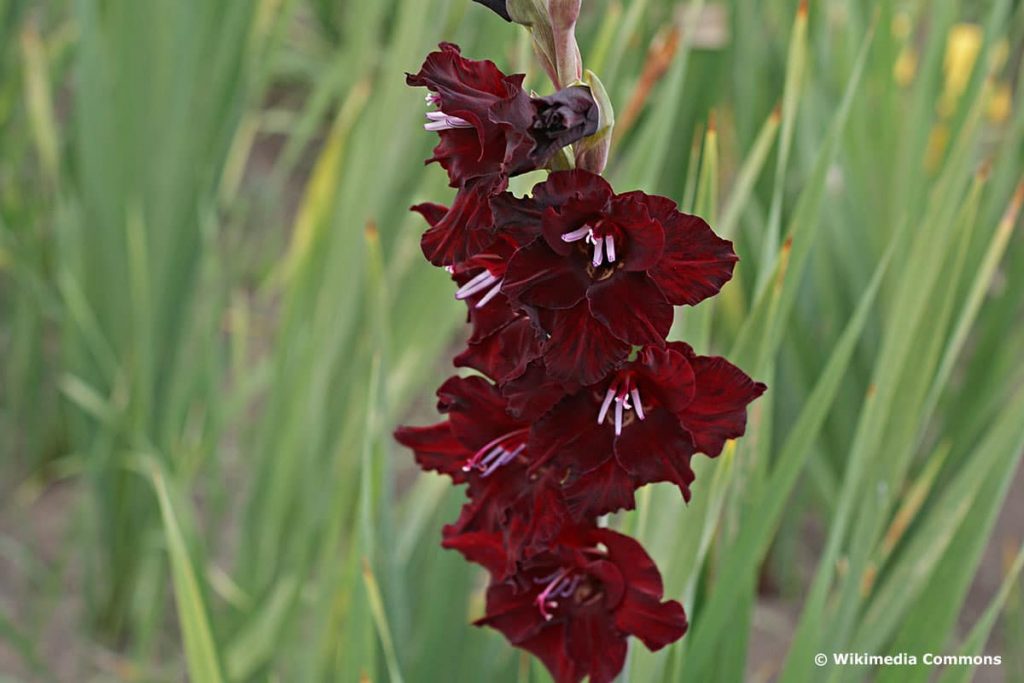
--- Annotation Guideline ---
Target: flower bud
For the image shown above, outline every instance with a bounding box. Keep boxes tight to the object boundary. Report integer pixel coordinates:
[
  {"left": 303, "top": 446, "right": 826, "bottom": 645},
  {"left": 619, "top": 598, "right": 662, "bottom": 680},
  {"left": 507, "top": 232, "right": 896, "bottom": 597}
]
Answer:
[
  {"left": 529, "top": 85, "right": 599, "bottom": 166},
  {"left": 547, "top": 0, "right": 582, "bottom": 85},
  {"left": 471, "top": 0, "right": 511, "bottom": 21}
]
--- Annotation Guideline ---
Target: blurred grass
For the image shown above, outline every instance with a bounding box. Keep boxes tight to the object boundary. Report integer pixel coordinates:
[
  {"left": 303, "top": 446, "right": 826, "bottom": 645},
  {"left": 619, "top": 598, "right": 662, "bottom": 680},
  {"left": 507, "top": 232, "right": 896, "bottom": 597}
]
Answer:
[{"left": 1, "top": 0, "right": 1023, "bottom": 681}]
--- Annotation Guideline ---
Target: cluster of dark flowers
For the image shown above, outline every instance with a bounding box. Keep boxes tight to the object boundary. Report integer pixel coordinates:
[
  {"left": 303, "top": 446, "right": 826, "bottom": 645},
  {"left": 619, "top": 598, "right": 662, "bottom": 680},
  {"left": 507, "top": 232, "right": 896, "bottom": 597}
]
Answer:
[{"left": 395, "top": 4, "right": 765, "bottom": 682}]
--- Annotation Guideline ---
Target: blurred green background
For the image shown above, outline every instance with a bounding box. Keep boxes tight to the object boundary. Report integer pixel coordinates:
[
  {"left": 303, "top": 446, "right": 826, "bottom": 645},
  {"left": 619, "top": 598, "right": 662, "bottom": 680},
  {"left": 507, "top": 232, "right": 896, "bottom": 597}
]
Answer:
[{"left": 1, "top": 0, "right": 1023, "bottom": 681}]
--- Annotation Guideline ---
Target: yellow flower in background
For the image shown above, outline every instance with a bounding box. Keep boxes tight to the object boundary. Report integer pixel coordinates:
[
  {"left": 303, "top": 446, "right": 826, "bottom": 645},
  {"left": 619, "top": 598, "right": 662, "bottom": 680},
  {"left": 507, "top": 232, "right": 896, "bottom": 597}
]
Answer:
[{"left": 939, "top": 23, "right": 981, "bottom": 117}]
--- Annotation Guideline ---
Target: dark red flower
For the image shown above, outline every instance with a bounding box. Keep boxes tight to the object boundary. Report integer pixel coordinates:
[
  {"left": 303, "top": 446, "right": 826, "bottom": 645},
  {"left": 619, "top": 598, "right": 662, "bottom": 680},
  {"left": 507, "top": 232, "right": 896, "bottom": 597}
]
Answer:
[
  {"left": 529, "top": 345, "right": 698, "bottom": 513},
  {"left": 475, "top": 524, "right": 687, "bottom": 683},
  {"left": 394, "top": 375, "right": 526, "bottom": 482},
  {"left": 498, "top": 170, "right": 737, "bottom": 384},
  {"left": 396, "top": 376, "right": 573, "bottom": 572},
  {"left": 527, "top": 342, "right": 763, "bottom": 513},
  {"left": 407, "top": 44, "right": 599, "bottom": 266}
]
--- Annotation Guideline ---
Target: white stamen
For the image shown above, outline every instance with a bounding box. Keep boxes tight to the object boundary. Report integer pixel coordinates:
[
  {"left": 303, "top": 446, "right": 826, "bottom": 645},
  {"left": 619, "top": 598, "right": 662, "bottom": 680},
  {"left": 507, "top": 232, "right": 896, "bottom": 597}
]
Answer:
[
  {"left": 631, "top": 388, "right": 645, "bottom": 420},
  {"left": 591, "top": 236, "right": 605, "bottom": 267},
  {"left": 615, "top": 397, "right": 624, "bottom": 436},
  {"left": 455, "top": 271, "right": 498, "bottom": 300},
  {"left": 560, "top": 226, "right": 592, "bottom": 242},
  {"left": 474, "top": 279, "right": 504, "bottom": 308},
  {"left": 424, "top": 114, "right": 472, "bottom": 131},
  {"left": 479, "top": 445, "right": 506, "bottom": 468},
  {"left": 597, "top": 388, "right": 616, "bottom": 424},
  {"left": 482, "top": 443, "right": 525, "bottom": 477},
  {"left": 606, "top": 235, "right": 616, "bottom": 262}
]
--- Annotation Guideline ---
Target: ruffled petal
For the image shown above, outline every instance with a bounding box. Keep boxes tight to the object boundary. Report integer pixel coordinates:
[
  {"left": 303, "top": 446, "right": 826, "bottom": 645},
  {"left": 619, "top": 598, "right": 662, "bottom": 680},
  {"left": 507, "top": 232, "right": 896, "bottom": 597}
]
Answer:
[
  {"left": 672, "top": 342, "right": 766, "bottom": 456},
  {"left": 419, "top": 184, "right": 496, "bottom": 267},
  {"left": 393, "top": 422, "right": 470, "bottom": 482},
  {"left": 648, "top": 209, "right": 737, "bottom": 306}
]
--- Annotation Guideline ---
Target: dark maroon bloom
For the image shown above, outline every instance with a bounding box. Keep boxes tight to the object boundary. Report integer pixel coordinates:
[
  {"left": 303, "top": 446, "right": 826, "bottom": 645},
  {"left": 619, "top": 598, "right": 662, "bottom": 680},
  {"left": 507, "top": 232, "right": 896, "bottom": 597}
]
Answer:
[
  {"left": 529, "top": 343, "right": 764, "bottom": 512},
  {"left": 396, "top": 376, "right": 574, "bottom": 572},
  {"left": 529, "top": 346, "right": 697, "bottom": 512},
  {"left": 394, "top": 375, "right": 527, "bottom": 482},
  {"left": 499, "top": 170, "right": 737, "bottom": 384},
  {"left": 407, "top": 44, "right": 598, "bottom": 265},
  {"left": 475, "top": 524, "right": 687, "bottom": 683}
]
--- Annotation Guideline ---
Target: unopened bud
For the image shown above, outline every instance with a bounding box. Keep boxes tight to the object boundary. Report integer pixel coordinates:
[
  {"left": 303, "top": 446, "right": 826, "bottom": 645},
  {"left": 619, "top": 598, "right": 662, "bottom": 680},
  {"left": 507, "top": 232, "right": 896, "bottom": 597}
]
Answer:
[
  {"left": 529, "top": 85, "right": 599, "bottom": 166},
  {"left": 547, "top": 0, "right": 582, "bottom": 85}
]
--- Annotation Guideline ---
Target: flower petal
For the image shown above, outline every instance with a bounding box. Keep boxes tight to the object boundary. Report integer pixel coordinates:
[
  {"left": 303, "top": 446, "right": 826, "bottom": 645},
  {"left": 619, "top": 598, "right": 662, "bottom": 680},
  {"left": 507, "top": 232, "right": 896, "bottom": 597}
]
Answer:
[
  {"left": 672, "top": 342, "right": 767, "bottom": 456},
  {"left": 393, "top": 422, "right": 470, "bottom": 482},
  {"left": 587, "top": 273, "right": 673, "bottom": 347},
  {"left": 501, "top": 358, "right": 575, "bottom": 420},
  {"left": 441, "top": 529, "right": 509, "bottom": 578},
  {"left": 437, "top": 375, "right": 524, "bottom": 451},
  {"left": 503, "top": 238, "right": 589, "bottom": 309},
  {"left": 565, "top": 613, "right": 628, "bottom": 683},
  {"left": 454, "top": 316, "right": 542, "bottom": 383},
  {"left": 647, "top": 208, "right": 737, "bottom": 306},
  {"left": 541, "top": 302, "right": 631, "bottom": 386},
  {"left": 563, "top": 458, "right": 637, "bottom": 518},
  {"left": 420, "top": 184, "right": 496, "bottom": 267},
  {"left": 613, "top": 408, "right": 696, "bottom": 501},
  {"left": 635, "top": 346, "right": 696, "bottom": 414},
  {"left": 605, "top": 193, "right": 665, "bottom": 271},
  {"left": 613, "top": 591, "right": 687, "bottom": 652},
  {"left": 529, "top": 391, "right": 613, "bottom": 474}
]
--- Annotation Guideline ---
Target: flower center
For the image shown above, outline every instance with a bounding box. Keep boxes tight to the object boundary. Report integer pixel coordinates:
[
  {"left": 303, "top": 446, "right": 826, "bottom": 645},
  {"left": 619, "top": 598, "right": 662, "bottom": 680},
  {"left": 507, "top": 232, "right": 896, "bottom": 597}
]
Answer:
[
  {"left": 561, "top": 225, "right": 618, "bottom": 268},
  {"left": 597, "top": 373, "right": 646, "bottom": 436},
  {"left": 462, "top": 428, "right": 529, "bottom": 477},
  {"left": 534, "top": 568, "right": 584, "bottom": 621}
]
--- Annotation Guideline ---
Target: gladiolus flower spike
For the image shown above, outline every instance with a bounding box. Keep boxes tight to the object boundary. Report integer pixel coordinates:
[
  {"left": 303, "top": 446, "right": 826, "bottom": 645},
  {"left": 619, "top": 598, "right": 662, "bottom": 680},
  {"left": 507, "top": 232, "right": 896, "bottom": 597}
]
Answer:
[{"left": 396, "top": 8, "right": 764, "bottom": 683}]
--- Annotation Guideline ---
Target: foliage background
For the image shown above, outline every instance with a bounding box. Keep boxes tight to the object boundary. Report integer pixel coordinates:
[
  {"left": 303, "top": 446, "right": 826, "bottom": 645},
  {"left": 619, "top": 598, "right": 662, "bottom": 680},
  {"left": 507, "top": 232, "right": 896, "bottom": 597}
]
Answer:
[{"left": 1, "top": 0, "right": 1023, "bottom": 681}]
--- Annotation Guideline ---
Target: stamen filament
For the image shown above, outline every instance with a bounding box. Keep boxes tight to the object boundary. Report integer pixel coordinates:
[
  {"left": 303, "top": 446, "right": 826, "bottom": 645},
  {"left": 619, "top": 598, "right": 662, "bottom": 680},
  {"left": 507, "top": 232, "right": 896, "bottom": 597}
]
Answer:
[
  {"left": 463, "top": 428, "right": 529, "bottom": 473},
  {"left": 591, "top": 236, "right": 605, "bottom": 267},
  {"left": 535, "top": 568, "right": 571, "bottom": 621},
  {"left": 474, "top": 279, "right": 504, "bottom": 308},
  {"left": 455, "top": 270, "right": 499, "bottom": 300},
  {"left": 560, "top": 226, "right": 592, "bottom": 242},
  {"left": 481, "top": 443, "right": 525, "bottom": 477},
  {"left": 630, "top": 388, "right": 645, "bottom": 420},
  {"left": 606, "top": 235, "right": 616, "bottom": 262},
  {"left": 424, "top": 113, "right": 472, "bottom": 131},
  {"left": 614, "top": 396, "right": 624, "bottom": 436},
  {"left": 597, "top": 387, "right": 617, "bottom": 424}
]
